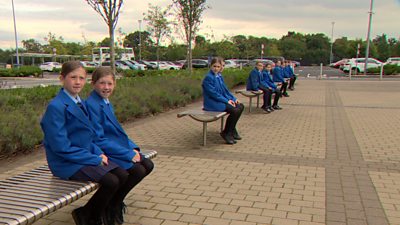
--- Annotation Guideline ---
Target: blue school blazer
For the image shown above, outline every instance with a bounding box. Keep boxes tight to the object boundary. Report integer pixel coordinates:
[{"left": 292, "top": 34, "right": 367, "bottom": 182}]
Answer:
[
  {"left": 273, "top": 67, "right": 285, "bottom": 83},
  {"left": 262, "top": 70, "right": 278, "bottom": 90},
  {"left": 40, "top": 89, "right": 103, "bottom": 180},
  {"left": 284, "top": 66, "right": 294, "bottom": 78},
  {"left": 86, "top": 91, "right": 138, "bottom": 169},
  {"left": 202, "top": 70, "right": 236, "bottom": 112},
  {"left": 246, "top": 68, "right": 267, "bottom": 91}
]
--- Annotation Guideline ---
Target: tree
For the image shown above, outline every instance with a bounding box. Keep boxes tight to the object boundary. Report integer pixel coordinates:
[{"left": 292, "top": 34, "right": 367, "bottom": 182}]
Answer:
[
  {"left": 373, "top": 34, "right": 390, "bottom": 61},
  {"left": 173, "top": 0, "right": 208, "bottom": 73},
  {"left": 144, "top": 4, "right": 173, "bottom": 68},
  {"left": 85, "top": 0, "right": 123, "bottom": 72},
  {"left": 22, "top": 39, "right": 43, "bottom": 53}
]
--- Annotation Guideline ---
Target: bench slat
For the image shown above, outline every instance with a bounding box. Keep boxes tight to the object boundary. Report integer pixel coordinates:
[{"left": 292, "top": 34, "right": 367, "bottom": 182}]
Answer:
[{"left": 0, "top": 150, "right": 157, "bottom": 225}]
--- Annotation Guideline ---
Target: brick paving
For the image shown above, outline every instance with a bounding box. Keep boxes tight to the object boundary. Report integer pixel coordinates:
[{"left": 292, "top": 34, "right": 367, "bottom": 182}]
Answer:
[{"left": 1, "top": 79, "right": 400, "bottom": 225}]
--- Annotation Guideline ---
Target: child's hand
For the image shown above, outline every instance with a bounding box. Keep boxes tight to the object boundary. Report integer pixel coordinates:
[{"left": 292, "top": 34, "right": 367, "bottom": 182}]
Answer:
[
  {"left": 228, "top": 100, "right": 236, "bottom": 107},
  {"left": 100, "top": 154, "right": 108, "bottom": 166},
  {"left": 132, "top": 149, "right": 141, "bottom": 163}
]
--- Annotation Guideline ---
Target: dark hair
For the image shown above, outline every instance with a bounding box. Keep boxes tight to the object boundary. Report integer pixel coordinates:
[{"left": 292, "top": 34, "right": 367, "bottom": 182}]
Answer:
[
  {"left": 210, "top": 57, "right": 224, "bottom": 66},
  {"left": 60, "top": 61, "right": 85, "bottom": 77},
  {"left": 91, "top": 66, "right": 115, "bottom": 84}
]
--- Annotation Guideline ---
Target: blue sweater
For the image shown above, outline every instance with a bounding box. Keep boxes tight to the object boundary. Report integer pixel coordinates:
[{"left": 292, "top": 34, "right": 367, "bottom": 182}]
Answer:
[
  {"left": 262, "top": 70, "right": 277, "bottom": 90},
  {"left": 247, "top": 68, "right": 268, "bottom": 91}
]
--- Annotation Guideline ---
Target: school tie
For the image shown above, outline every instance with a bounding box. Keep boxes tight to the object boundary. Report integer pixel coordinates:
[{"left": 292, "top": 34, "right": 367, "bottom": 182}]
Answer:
[{"left": 77, "top": 101, "right": 88, "bottom": 116}]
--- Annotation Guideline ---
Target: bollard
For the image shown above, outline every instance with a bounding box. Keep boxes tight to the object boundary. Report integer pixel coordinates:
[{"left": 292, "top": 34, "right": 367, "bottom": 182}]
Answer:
[
  {"left": 379, "top": 64, "right": 383, "bottom": 81},
  {"left": 349, "top": 67, "right": 352, "bottom": 80},
  {"left": 319, "top": 63, "right": 323, "bottom": 79},
  {"left": 240, "top": 63, "right": 243, "bottom": 70}
]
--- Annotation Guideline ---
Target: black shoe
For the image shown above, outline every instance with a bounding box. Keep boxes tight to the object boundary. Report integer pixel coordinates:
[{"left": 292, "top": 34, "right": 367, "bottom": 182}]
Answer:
[
  {"left": 262, "top": 107, "right": 271, "bottom": 113},
  {"left": 233, "top": 130, "right": 242, "bottom": 140},
  {"left": 72, "top": 207, "right": 90, "bottom": 225},
  {"left": 115, "top": 202, "right": 126, "bottom": 225},
  {"left": 273, "top": 105, "right": 283, "bottom": 110},
  {"left": 220, "top": 132, "right": 234, "bottom": 145},
  {"left": 268, "top": 107, "right": 275, "bottom": 112},
  {"left": 289, "top": 87, "right": 294, "bottom": 91},
  {"left": 283, "top": 93, "right": 290, "bottom": 97}
]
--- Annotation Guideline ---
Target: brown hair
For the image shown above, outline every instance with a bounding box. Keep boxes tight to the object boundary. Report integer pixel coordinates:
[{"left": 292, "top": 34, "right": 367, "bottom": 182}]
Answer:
[
  {"left": 91, "top": 66, "right": 115, "bottom": 84},
  {"left": 60, "top": 61, "right": 85, "bottom": 77},
  {"left": 210, "top": 57, "right": 224, "bottom": 67}
]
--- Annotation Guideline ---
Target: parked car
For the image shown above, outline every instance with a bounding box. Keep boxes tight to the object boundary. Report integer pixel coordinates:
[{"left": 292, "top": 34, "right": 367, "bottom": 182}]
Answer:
[
  {"left": 249, "top": 59, "right": 274, "bottom": 67},
  {"left": 224, "top": 60, "right": 238, "bottom": 68},
  {"left": 330, "top": 59, "right": 349, "bottom": 68},
  {"left": 102, "top": 61, "right": 130, "bottom": 70},
  {"left": 229, "top": 59, "right": 250, "bottom": 67},
  {"left": 138, "top": 60, "right": 157, "bottom": 70},
  {"left": 342, "top": 58, "right": 383, "bottom": 73},
  {"left": 39, "top": 62, "right": 62, "bottom": 71},
  {"left": 289, "top": 60, "right": 301, "bottom": 67},
  {"left": 80, "top": 61, "right": 99, "bottom": 68},
  {"left": 127, "top": 60, "right": 147, "bottom": 70},
  {"left": 385, "top": 57, "right": 400, "bottom": 66},
  {"left": 182, "top": 59, "right": 209, "bottom": 69}
]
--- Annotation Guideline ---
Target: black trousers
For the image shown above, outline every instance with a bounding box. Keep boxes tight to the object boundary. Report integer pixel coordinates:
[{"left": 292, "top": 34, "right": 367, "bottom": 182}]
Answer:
[
  {"left": 289, "top": 75, "right": 297, "bottom": 89},
  {"left": 224, "top": 103, "right": 244, "bottom": 135},
  {"left": 259, "top": 87, "right": 280, "bottom": 108},
  {"left": 75, "top": 158, "right": 154, "bottom": 219},
  {"left": 279, "top": 82, "right": 288, "bottom": 95}
]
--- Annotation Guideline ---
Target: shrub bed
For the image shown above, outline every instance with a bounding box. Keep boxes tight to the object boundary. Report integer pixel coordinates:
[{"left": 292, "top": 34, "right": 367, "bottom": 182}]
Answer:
[
  {"left": 367, "top": 64, "right": 400, "bottom": 75},
  {"left": 0, "top": 66, "right": 42, "bottom": 77},
  {"left": 0, "top": 68, "right": 250, "bottom": 157}
]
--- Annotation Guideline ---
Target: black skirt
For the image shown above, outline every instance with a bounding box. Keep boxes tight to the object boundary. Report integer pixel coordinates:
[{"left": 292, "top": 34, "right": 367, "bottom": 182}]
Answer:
[{"left": 70, "top": 160, "right": 119, "bottom": 182}]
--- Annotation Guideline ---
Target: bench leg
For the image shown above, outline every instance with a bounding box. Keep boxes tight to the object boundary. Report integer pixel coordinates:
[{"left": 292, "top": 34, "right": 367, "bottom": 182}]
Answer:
[
  {"left": 256, "top": 95, "right": 260, "bottom": 108},
  {"left": 249, "top": 97, "right": 253, "bottom": 113},
  {"left": 203, "top": 122, "right": 207, "bottom": 146},
  {"left": 220, "top": 116, "right": 225, "bottom": 132}
]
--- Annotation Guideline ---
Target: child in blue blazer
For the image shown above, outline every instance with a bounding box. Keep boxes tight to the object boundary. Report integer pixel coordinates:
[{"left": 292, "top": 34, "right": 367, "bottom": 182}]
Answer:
[
  {"left": 263, "top": 63, "right": 282, "bottom": 110},
  {"left": 273, "top": 60, "right": 289, "bottom": 97},
  {"left": 202, "top": 57, "right": 244, "bottom": 144},
  {"left": 247, "top": 61, "right": 278, "bottom": 113},
  {"left": 40, "top": 61, "right": 128, "bottom": 225},
  {"left": 86, "top": 66, "right": 154, "bottom": 225},
  {"left": 286, "top": 61, "right": 297, "bottom": 90}
]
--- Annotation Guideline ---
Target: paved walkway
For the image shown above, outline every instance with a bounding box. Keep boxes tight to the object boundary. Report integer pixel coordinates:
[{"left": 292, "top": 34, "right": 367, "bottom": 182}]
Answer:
[{"left": 2, "top": 79, "right": 400, "bottom": 225}]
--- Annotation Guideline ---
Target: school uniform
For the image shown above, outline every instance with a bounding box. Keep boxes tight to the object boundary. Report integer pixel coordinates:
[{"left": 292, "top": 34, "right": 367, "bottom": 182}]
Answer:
[
  {"left": 273, "top": 66, "right": 289, "bottom": 97},
  {"left": 202, "top": 70, "right": 244, "bottom": 144},
  {"left": 262, "top": 70, "right": 281, "bottom": 108},
  {"left": 86, "top": 91, "right": 140, "bottom": 170},
  {"left": 286, "top": 65, "right": 297, "bottom": 90},
  {"left": 86, "top": 90, "right": 154, "bottom": 224},
  {"left": 40, "top": 89, "right": 118, "bottom": 180},
  {"left": 247, "top": 68, "right": 274, "bottom": 111}
]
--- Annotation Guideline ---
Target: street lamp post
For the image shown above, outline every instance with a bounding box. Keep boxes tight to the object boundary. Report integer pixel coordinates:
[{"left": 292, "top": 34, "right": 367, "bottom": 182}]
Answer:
[
  {"left": 11, "top": 0, "right": 20, "bottom": 67},
  {"left": 364, "top": 0, "right": 374, "bottom": 75},
  {"left": 329, "top": 22, "right": 335, "bottom": 65},
  {"left": 138, "top": 19, "right": 142, "bottom": 61}
]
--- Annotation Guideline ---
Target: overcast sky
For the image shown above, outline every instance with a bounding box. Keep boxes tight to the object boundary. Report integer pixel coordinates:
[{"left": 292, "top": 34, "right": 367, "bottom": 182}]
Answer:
[{"left": 0, "top": 0, "right": 399, "bottom": 49}]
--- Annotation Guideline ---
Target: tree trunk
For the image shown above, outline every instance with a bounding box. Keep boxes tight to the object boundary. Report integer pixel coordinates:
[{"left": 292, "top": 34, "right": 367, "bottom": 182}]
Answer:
[
  {"left": 187, "top": 26, "right": 193, "bottom": 75},
  {"left": 109, "top": 22, "right": 116, "bottom": 75}
]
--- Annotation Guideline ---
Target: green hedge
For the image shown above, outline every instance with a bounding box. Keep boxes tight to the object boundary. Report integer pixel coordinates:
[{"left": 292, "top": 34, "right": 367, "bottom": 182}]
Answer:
[
  {"left": 0, "top": 68, "right": 250, "bottom": 157},
  {"left": 0, "top": 66, "right": 42, "bottom": 77},
  {"left": 367, "top": 64, "right": 400, "bottom": 75}
]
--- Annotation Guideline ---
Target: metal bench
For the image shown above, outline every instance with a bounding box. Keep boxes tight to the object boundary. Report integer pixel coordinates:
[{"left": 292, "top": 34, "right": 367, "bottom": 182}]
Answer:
[
  {"left": 177, "top": 110, "right": 227, "bottom": 146},
  {"left": 0, "top": 150, "right": 158, "bottom": 225},
  {"left": 235, "top": 90, "right": 263, "bottom": 112}
]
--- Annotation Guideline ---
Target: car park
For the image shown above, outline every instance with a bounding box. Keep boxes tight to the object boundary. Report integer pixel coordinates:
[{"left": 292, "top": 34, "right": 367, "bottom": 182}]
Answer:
[
  {"left": 385, "top": 57, "right": 400, "bottom": 66},
  {"left": 39, "top": 62, "right": 62, "bottom": 71},
  {"left": 138, "top": 60, "right": 157, "bottom": 70},
  {"left": 102, "top": 61, "right": 130, "bottom": 70},
  {"left": 80, "top": 61, "right": 99, "bottom": 68},
  {"left": 224, "top": 60, "right": 238, "bottom": 68},
  {"left": 182, "top": 59, "right": 209, "bottom": 69},
  {"left": 330, "top": 59, "right": 349, "bottom": 68},
  {"left": 342, "top": 58, "right": 383, "bottom": 73}
]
